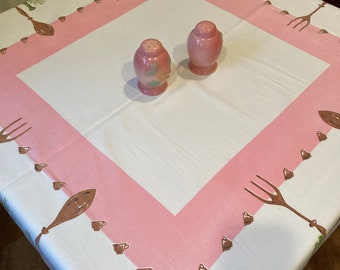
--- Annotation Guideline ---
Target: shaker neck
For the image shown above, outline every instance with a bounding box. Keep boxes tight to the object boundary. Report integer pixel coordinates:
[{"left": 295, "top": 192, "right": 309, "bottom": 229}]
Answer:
[
  {"left": 139, "top": 38, "right": 164, "bottom": 57},
  {"left": 194, "top": 21, "right": 217, "bottom": 38}
]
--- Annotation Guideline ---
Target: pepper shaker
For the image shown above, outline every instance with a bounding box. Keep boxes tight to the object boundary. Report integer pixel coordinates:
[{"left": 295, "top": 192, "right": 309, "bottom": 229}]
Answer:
[
  {"left": 133, "top": 38, "right": 171, "bottom": 96},
  {"left": 187, "top": 21, "right": 223, "bottom": 76}
]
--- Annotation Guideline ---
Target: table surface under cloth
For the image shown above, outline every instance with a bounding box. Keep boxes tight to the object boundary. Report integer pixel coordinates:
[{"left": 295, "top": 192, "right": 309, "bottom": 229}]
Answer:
[{"left": 0, "top": 0, "right": 340, "bottom": 269}]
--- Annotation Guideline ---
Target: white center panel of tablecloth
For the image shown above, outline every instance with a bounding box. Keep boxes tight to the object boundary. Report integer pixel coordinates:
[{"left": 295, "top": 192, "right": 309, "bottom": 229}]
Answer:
[{"left": 17, "top": 0, "right": 328, "bottom": 214}]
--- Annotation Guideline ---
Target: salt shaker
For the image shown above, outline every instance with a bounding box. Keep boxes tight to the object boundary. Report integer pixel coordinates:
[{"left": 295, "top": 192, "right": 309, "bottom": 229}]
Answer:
[
  {"left": 187, "top": 21, "right": 223, "bottom": 76},
  {"left": 133, "top": 38, "right": 171, "bottom": 96}
]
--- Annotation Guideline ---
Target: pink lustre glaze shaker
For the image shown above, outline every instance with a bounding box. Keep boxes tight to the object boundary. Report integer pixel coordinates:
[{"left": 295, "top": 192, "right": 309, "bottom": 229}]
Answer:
[
  {"left": 187, "top": 21, "right": 223, "bottom": 76},
  {"left": 133, "top": 38, "right": 171, "bottom": 96}
]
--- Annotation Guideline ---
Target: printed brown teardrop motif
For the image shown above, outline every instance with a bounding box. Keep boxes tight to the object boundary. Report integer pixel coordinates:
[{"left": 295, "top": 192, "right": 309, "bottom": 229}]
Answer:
[
  {"left": 18, "top": 146, "right": 31, "bottom": 154},
  {"left": 199, "top": 264, "right": 208, "bottom": 270},
  {"left": 113, "top": 242, "right": 129, "bottom": 254},
  {"left": 16, "top": 7, "right": 54, "bottom": 36},
  {"left": 221, "top": 236, "right": 233, "bottom": 251},
  {"left": 243, "top": 211, "right": 254, "bottom": 225},
  {"left": 21, "top": 37, "right": 28, "bottom": 43},
  {"left": 283, "top": 168, "right": 294, "bottom": 180},
  {"left": 35, "top": 189, "right": 96, "bottom": 245},
  {"left": 317, "top": 131, "right": 327, "bottom": 141},
  {"left": 53, "top": 181, "right": 67, "bottom": 190},
  {"left": 300, "top": 149, "right": 311, "bottom": 160},
  {"left": 58, "top": 16, "right": 66, "bottom": 22},
  {"left": 318, "top": 110, "right": 340, "bottom": 129},
  {"left": 0, "top": 48, "right": 7, "bottom": 55},
  {"left": 91, "top": 220, "right": 106, "bottom": 231},
  {"left": 35, "top": 163, "right": 48, "bottom": 172}
]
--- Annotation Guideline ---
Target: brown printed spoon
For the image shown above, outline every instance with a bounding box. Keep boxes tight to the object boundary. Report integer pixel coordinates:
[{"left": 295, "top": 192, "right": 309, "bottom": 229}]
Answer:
[
  {"left": 16, "top": 6, "right": 54, "bottom": 36},
  {"left": 319, "top": 110, "right": 340, "bottom": 129},
  {"left": 35, "top": 189, "right": 96, "bottom": 245}
]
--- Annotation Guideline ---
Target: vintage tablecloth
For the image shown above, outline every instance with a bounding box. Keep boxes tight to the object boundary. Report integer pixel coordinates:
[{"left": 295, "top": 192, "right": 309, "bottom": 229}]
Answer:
[{"left": 1, "top": 0, "right": 340, "bottom": 269}]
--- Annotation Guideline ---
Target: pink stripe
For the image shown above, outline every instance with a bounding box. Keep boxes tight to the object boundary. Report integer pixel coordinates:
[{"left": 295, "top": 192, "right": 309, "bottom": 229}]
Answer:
[
  {"left": 205, "top": 0, "right": 263, "bottom": 19},
  {"left": 1, "top": 0, "right": 147, "bottom": 73},
  {"left": 1, "top": 1, "right": 340, "bottom": 269},
  {"left": 246, "top": 4, "right": 340, "bottom": 65}
]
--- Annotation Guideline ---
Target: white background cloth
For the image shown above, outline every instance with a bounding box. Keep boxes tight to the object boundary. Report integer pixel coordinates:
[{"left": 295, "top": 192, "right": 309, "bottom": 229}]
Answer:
[{"left": 1, "top": 0, "right": 340, "bottom": 269}]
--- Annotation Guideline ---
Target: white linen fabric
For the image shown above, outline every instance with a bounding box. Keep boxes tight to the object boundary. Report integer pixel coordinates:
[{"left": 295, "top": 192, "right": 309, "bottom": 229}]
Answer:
[
  {"left": 18, "top": 1, "right": 327, "bottom": 214},
  {"left": 1, "top": 0, "right": 339, "bottom": 269}
]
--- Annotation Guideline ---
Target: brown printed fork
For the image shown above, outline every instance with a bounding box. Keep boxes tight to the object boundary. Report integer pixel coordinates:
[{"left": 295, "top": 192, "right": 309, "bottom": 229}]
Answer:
[
  {"left": 287, "top": 1, "right": 327, "bottom": 31},
  {"left": 245, "top": 175, "right": 326, "bottom": 235},
  {"left": 0, "top": 118, "right": 32, "bottom": 144}
]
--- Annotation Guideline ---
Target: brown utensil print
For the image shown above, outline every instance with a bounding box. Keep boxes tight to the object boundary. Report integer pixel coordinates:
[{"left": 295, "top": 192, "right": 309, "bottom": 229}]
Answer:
[
  {"left": 35, "top": 189, "right": 96, "bottom": 245},
  {"left": 318, "top": 110, "right": 340, "bottom": 129},
  {"left": 0, "top": 118, "right": 32, "bottom": 143},
  {"left": 245, "top": 175, "right": 326, "bottom": 235},
  {"left": 16, "top": 6, "right": 54, "bottom": 36},
  {"left": 287, "top": 1, "right": 327, "bottom": 31}
]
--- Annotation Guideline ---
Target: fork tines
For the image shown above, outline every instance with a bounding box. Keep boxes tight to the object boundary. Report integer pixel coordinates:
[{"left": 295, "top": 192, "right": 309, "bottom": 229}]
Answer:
[
  {"left": 0, "top": 118, "right": 32, "bottom": 143},
  {"left": 244, "top": 175, "right": 280, "bottom": 205}
]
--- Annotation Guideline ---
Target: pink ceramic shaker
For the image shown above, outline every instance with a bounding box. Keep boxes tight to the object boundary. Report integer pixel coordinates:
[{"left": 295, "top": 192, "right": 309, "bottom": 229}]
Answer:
[
  {"left": 187, "top": 21, "right": 223, "bottom": 76},
  {"left": 133, "top": 38, "right": 171, "bottom": 96}
]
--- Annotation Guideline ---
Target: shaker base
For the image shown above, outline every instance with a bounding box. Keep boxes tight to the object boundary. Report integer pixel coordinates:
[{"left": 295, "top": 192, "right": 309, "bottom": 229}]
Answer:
[
  {"left": 188, "top": 61, "right": 217, "bottom": 76},
  {"left": 137, "top": 81, "right": 168, "bottom": 96}
]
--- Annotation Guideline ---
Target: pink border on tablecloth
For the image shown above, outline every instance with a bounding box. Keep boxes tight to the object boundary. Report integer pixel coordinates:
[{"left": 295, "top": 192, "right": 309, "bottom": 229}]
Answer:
[{"left": 1, "top": 1, "right": 340, "bottom": 269}]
